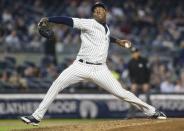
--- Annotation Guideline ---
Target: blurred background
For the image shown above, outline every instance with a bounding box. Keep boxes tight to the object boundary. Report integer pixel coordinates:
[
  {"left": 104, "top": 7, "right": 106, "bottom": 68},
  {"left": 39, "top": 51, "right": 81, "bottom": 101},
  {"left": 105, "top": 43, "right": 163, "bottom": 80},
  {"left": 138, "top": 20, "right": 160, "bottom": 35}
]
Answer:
[{"left": 0, "top": 0, "right": 184, "bottom": 119}]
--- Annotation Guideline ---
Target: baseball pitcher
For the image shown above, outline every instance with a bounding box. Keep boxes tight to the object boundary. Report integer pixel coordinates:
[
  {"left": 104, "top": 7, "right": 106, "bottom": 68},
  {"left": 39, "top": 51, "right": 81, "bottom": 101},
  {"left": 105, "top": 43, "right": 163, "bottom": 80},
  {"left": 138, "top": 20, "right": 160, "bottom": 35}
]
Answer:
[{"left": 21, "top": 2, "right": 166, "bottom": 126}]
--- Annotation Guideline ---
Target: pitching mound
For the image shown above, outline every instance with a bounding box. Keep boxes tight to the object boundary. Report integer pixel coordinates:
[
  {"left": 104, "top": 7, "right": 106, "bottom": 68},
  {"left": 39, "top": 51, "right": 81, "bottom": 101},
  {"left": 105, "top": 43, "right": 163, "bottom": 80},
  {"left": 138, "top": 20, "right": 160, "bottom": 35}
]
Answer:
[{"left": 17, "top": 118, "right": 184, "bottom": 131}]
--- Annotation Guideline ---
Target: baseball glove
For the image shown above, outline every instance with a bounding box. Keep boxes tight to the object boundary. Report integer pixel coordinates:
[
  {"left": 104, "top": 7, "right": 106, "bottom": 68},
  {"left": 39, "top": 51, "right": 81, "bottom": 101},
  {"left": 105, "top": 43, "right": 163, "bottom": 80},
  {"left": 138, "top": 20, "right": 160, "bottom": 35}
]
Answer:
[{"left": 38, "top": 18, "right": 55, "bottom": 40}]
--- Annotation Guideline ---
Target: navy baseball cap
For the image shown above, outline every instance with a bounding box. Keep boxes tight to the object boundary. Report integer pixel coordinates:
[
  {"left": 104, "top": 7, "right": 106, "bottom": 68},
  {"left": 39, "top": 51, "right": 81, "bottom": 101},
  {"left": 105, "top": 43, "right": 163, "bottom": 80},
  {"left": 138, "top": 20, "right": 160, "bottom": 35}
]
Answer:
[{"left": 91, "top": 2, "right": 107, "bottom": 12}]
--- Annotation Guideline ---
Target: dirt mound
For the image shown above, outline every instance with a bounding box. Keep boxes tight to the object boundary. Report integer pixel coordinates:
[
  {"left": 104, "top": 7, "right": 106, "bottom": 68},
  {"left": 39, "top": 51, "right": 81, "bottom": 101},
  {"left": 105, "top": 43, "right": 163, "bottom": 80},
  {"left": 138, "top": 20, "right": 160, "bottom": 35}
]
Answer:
[{"left": 17, "top": 118, "right": 184, "bottom": 131}]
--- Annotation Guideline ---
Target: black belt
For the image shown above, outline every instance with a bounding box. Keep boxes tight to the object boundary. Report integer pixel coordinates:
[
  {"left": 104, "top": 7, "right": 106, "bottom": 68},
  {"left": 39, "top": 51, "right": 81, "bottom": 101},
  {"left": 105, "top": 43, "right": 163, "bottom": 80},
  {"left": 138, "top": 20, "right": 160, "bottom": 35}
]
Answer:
[{"left": 78, "top": 59, "right": 102, "bottom": 65}]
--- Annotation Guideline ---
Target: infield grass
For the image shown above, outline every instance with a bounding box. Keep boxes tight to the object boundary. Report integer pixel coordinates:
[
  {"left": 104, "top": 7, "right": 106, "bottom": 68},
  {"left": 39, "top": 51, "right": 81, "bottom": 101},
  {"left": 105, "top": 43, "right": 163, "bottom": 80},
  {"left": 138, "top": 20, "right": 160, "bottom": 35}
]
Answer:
[{"left": 0, "top": 118, "right": 106, "bottom": 131}]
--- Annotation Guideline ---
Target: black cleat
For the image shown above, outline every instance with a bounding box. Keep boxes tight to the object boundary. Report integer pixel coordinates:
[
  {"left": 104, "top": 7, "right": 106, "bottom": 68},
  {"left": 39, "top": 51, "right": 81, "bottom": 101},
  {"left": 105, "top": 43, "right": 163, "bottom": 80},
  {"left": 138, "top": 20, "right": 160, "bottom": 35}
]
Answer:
[
  {"left": 20, "top": 116, "right": 40, "bottom": 126},
  {"left": 151, "top": 110, "right": 167, "bottom": 120}
]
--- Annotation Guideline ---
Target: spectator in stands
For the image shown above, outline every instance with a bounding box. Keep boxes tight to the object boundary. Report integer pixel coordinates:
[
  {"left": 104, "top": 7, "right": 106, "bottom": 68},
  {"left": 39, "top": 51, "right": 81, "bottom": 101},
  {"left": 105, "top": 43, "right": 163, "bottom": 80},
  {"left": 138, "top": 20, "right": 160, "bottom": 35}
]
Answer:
[
  {"left": 2, "top": 9, "right": 12, "bottom": 23},
  {"left": 5, "top": 30, "right": 20, "bottom": 51},
  {"left": 174, "top": 70, "right": 184, "bottom": 93},
  {"left": 150, "top": 56, "right": 163, "bottom": 90},
  {"left": 0, "top": 69, "right": 15, "bottom": 91},
  {"left": 44, "top": 64, "right": 58, "bottom": 82},
  {"left": 0, "top": 70, "right": 5, "bottom": 90},
  {"left": 29, "top": 35, "right": 42, "bottom": 51},
  {"left": 150, "top": 57, "right": 170, "bottom": 91},
  {"left": 23, "top": 63, "right": 40, "bottom": 89},
  {"left": 177, "top": 42, "right": 184, "bottom": 67},
  {"left": 160, "top": 71, "right": 175, "bottom": 93},
  {"left": 0, "top": 26, "right": 5, "bottom": 46},
  {"left": 24, "top": 64, "right": 35, "bottom": 78},
  {"left": 8, "top": 71, "right": 28, "bottom": 90}
]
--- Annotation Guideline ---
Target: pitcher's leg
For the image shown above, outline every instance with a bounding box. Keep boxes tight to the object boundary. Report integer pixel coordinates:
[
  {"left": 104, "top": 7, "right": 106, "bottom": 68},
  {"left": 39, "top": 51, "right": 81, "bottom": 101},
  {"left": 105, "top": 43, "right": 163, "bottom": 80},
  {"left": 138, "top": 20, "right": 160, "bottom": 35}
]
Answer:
[
  {"left": 32, "top": 65, "right": 83, "bottom": 120},
  {"left": 92, "top": 68, "right": 156, "bottom": 116}
]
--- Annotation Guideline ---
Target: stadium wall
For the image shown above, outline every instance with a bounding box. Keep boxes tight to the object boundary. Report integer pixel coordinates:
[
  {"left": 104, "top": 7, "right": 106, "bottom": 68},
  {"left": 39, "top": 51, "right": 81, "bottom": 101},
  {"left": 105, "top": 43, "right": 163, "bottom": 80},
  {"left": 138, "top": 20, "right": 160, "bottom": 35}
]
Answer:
[{"left": 0, "top": 94, "right": 183, "bottom": 118}]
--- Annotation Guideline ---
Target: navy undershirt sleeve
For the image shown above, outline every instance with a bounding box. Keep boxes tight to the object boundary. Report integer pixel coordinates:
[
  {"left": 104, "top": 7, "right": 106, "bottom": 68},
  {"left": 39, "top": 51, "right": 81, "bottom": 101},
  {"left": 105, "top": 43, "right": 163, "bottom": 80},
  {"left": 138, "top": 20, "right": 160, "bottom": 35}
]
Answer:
[
  {"left": 48, "top": 16, "right": 73, "bottom": 27},
  {"left": 110, "top": 37, "right": 117, "bottom": 43}
]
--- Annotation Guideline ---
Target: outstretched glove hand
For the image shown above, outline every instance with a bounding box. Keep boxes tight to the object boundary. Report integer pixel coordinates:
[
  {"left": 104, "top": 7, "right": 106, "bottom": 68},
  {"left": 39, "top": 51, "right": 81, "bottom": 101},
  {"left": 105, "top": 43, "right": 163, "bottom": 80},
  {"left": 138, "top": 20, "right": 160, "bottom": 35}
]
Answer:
[{"left": 117, "top": 40, "right": 132, "bottom": 48}]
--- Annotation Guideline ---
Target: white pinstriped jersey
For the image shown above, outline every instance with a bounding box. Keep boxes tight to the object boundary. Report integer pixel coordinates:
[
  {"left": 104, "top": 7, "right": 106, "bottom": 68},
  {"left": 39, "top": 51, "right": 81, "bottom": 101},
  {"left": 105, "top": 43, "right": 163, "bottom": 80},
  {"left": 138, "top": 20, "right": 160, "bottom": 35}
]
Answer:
[{"left": 72, "top": 18, "right": 110, "bottom": 63}]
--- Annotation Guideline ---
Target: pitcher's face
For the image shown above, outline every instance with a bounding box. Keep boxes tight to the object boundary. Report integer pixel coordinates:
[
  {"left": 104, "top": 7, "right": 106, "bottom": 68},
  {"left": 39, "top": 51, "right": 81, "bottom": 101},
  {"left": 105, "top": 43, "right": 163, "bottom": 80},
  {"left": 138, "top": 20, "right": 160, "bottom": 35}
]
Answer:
[{"left": 92, "top": 7, "right": 107, "bottom": 23}]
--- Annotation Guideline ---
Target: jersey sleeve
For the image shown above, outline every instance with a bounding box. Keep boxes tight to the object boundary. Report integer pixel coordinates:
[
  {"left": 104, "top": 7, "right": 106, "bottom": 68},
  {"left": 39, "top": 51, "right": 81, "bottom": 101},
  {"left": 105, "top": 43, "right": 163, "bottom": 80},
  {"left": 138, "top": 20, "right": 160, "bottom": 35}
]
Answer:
[{"left": 72, "top": 18, "right": 92, "bottom": 30}]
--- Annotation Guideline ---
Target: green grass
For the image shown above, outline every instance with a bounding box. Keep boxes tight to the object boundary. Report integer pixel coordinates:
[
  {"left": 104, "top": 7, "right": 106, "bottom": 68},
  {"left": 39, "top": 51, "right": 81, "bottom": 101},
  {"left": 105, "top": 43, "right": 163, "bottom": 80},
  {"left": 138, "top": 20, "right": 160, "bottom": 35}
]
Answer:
[{"left": 0, "top": 119, "right": 105, "bottom": 131}]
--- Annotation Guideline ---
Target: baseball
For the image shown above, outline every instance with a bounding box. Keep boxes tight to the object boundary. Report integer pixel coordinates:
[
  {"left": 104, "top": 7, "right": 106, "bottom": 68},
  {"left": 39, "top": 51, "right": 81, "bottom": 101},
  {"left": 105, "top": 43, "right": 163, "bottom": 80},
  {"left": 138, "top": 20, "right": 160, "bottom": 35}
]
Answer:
[{"left": 125, "top": 42, "right": 131, "bottom": 48}]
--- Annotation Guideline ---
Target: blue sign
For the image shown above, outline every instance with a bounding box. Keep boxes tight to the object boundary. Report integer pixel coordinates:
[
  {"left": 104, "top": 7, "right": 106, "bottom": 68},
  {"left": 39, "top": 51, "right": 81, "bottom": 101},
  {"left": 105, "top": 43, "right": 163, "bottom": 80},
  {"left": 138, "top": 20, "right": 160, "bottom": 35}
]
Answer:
[{"left": 0, "top": 94, "right": 183, "bottom": 118}]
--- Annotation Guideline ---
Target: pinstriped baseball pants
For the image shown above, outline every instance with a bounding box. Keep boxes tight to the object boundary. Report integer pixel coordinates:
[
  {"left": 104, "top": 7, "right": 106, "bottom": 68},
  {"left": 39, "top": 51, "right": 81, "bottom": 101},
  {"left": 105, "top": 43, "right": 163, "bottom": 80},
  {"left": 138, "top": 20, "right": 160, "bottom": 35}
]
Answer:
[{"left": 32, "top": 60, "right": 156, "bottom": 120}]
